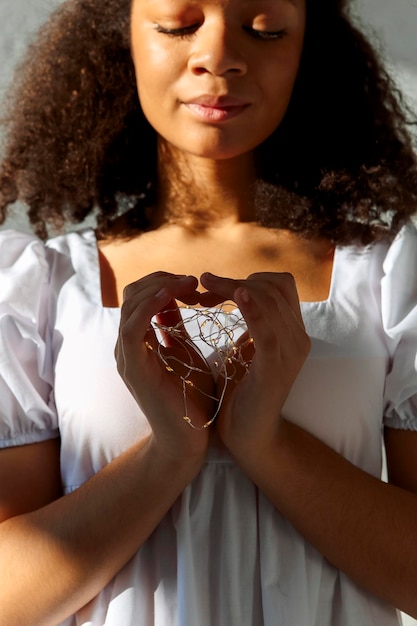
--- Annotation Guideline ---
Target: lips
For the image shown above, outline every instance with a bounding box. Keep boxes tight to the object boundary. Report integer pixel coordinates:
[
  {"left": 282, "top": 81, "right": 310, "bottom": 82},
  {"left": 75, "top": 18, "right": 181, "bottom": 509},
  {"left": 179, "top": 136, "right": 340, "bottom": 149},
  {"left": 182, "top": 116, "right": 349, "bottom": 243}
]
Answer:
[{"left": 183, "top": 95, "right": 250, "bottom": 122}]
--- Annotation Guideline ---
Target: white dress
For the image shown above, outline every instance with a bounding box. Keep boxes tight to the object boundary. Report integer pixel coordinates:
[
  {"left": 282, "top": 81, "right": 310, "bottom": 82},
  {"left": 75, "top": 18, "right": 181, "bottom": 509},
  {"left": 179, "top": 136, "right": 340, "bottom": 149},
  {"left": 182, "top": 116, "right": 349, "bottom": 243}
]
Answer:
[{"left": 1, "top": 225, "right": 417, "bottom": 626}]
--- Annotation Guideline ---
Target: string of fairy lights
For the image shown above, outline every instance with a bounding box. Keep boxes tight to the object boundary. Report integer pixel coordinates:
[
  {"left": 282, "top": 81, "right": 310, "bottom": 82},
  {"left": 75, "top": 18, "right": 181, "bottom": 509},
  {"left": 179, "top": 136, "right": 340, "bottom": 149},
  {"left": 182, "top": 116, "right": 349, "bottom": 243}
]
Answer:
[{"left": 146, "top": 305, "right": 253, "bottom": 430}]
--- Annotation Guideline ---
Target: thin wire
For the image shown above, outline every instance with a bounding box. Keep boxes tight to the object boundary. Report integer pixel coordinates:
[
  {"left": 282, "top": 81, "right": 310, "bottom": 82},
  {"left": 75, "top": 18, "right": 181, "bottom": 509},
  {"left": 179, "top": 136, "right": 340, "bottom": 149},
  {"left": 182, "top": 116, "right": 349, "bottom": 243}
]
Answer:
[{"left": 146, "top": 305, "right": 253, "bottom": 429}]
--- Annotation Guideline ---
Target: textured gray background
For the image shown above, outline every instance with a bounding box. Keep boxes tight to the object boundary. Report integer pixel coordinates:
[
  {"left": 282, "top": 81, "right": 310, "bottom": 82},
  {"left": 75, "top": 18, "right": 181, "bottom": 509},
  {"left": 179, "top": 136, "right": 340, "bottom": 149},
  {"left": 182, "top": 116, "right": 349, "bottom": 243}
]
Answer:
[
  {"left": 0, "top": 2, "right": 417, "bottom": 623},
  {"left": 0, "top": 0, "right": 416, "bottom": 232}
]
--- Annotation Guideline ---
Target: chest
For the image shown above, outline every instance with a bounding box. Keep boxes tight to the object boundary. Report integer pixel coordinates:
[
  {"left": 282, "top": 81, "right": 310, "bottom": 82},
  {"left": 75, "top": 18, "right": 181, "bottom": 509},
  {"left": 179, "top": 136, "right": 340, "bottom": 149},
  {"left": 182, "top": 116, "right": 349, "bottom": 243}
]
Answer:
[
  {"left": 52, "top": 272, "right": 388, "bottom": 491},
  {"left": 99, "top": 229, "right": 335, "bottom": 307}
]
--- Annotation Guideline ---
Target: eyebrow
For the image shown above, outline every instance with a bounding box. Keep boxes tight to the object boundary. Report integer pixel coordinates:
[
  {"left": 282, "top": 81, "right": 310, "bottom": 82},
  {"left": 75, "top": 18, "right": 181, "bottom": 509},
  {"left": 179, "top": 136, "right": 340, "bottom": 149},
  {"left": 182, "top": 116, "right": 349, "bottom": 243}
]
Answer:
[
  {"left": 249, "top": 0, "right": 297, "bottom": 3},
  {"left": 147, "top": 0, "right": 299, "bottom": 8},
  {"left": 149, "top": 0, "right": 298, "bottom": 5},
  {"left": 245, "top": 0, "right": 298, "bottom": 5}
]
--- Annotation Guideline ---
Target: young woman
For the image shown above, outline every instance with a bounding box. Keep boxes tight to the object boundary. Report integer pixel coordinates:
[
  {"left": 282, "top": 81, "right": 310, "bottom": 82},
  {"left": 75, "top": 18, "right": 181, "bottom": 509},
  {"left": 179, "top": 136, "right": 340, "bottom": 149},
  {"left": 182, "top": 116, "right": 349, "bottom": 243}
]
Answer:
[{"left": 0, "top": 0, "right": 417, "bottom": 624}]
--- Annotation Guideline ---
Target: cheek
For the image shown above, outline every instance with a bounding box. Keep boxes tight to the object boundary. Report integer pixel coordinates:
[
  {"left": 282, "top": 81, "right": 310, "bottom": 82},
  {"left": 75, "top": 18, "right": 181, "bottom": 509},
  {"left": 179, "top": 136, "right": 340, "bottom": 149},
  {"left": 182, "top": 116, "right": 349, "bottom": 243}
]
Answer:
[
  {"left": 133, "top": 50, "right": 165, "bottom": 104},
  {"left": 133, "top": 41, "right": 180, "bottom": 101},
  {"left": 255, "top": 58, "right": 301, "bottom": 136},
  {"left": 266, "top": 49, "right": 302, "bottom": 105},
  {"left": 131, "top": 22, "right": 175, "bottom": 91},
  {"left": 133, "top": 56, "right": 176, "bottom": 136}
]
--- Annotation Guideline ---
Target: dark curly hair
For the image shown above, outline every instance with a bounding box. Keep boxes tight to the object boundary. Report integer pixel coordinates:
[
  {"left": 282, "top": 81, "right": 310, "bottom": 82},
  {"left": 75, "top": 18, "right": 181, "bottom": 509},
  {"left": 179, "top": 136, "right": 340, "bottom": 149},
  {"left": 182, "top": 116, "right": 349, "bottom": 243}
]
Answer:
[{"left": 0, "top": 0, "right": 416, "bottom": 243}]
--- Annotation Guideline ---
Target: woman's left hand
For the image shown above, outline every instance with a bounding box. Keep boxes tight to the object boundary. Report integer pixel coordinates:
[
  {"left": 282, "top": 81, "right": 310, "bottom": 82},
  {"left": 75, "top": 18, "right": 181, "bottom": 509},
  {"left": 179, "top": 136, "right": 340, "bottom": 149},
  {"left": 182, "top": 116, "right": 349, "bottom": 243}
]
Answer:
[
  {"left": 200, "top": 272, "right": 311, "bottom": 457},
  {"left": 201, "top": 273, "right": 417, "bottom": 619}
]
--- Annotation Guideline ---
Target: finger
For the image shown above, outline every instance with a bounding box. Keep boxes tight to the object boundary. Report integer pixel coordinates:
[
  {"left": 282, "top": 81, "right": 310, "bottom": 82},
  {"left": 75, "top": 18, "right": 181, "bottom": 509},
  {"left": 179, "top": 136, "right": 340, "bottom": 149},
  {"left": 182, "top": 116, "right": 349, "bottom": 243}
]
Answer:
[
  {"left": 198, "top": 291, "right": 234, "bottom": 308},
  {"left": 201, "top": 271, "right": 304, "bottom": 325},
  {"left": 120, "top": 286, "right": 172, "bottom": 345},
  {"left": 229, "top": 330, "right": 255, "bottom": 381},
  {"left": 199, "top": 272, "right": 245, "bottom": 303},
  {"left": 123, "top": 271, "right": 198, "bottom": 298},
  {"left": 234, "top": 286, "right": 310, "bottom": 368},
  {"left": 202, "top": 271, "right": 310, "bottom": 372},
  {"left": 246, "top": 272, "right": 303, "bottom": 323},
  {"left": 177, "top": 292, "right": 202, "bottom": 306},
  {"left": 121, "top": 275, "right": 198, "bottom": 327},
  {"left": 155, "top": 299, "right": 187, "bottom": 348},
  {"left": 119, "top": 280, "right": 200, "bottom": 379},
  {"left": 123, "top": 273, "right": 198, "bottom": 306},
  {"left": 243, "top": 283, "right": 305, "bottom": 337},
  {"left": 117, "top": 296, "right": 166, "bottom": 393},
  {"left": 200, "top": 273, "right": 294, "bottom": 367}
]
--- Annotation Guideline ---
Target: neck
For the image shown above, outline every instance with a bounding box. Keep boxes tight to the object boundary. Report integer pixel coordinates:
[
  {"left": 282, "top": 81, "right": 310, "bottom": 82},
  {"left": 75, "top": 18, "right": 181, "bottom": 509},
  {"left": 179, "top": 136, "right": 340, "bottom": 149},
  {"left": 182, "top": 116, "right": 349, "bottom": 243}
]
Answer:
[{"left": 152, "top": 140, "right": 258, "bottom": 231}]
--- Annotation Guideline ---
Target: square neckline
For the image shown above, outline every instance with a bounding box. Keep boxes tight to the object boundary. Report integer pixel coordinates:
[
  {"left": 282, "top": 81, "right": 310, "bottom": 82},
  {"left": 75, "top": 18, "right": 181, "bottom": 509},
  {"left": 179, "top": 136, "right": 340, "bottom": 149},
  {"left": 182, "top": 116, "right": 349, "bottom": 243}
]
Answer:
[{"left": 82, "top": 228, "right": 340, "bottom": 311}]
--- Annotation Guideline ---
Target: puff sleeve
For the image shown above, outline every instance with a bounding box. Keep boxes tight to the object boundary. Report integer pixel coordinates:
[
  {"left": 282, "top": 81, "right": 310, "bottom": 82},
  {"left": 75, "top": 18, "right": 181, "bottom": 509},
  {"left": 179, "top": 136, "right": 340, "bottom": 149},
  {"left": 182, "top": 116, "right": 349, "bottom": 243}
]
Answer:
[
  {"left": 382, "top": 224, "right": 417, "bottom": 430},
  {"left": 0, "top": 230, "right": 58, "bottom": 447}
]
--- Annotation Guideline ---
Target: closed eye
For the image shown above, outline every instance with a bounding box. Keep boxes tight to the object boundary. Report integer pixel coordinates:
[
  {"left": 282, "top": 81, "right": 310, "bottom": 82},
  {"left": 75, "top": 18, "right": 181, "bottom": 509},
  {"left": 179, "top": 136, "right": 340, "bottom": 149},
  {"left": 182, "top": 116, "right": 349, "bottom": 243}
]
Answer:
[
  {"left": 154, "top": 23, "right": 287, "bottom": 42},
  {"left": 243, "top": 26, "right": 287, "bottom": 41},
  {"left": 154, "top": 24, "right": 200, "bottom": 39}
]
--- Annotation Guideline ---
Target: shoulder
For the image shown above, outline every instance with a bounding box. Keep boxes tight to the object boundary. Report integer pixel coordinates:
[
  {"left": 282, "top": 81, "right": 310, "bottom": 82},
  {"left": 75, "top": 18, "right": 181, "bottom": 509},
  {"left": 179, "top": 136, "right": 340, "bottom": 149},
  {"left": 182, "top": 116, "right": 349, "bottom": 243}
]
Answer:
[
  {"left": 334, "top": 223, "right": 417, "bottom": 341},
  {"left": 378, "top": 224, "right": 417, "bottom": 327},
  {"left": 353, "top": 222, "right": 417, "bottom": 272},
  {"left": 45, "top": 227, "right": 96, "bottom": 257},
  {"left": 0, "top": 229, "right": 51, "bottom": 309},
  {"left": 0, "top": 230, "right": 60, "bottom": 447},
  {"left": 380, "top": 224, "right": 417, "bottom": 430},
  {"left": 45, "top": 228, "right": 100, "bottom": 303},
  {"left": 346, "top": 223, "right": 417, "bottom": 303},
  {"left": 0, "top": 228, "right": 47, "bottom": 269},
  {"left": 0, "top": 227, "right": 96, "bottom": 313},
  {"left": 380, "top": 222, "right": 417, "bottom": 274}
]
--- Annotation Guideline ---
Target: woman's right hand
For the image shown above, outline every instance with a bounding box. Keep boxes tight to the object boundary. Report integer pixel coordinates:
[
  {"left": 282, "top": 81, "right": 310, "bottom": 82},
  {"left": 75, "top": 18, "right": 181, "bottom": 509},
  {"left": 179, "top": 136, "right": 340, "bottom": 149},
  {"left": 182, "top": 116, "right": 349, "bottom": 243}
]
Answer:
[
  {"left": 115, "top": 272, "right": 214, "bottom": 463},
  {"left": 0, "top": 272, "right": 215, "bottom": 626}
]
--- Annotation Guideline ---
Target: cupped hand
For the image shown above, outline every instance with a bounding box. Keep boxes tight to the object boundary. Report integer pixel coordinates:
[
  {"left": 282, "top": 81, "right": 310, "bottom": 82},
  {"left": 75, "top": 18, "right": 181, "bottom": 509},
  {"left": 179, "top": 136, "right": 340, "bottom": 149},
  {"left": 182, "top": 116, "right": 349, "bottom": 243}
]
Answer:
[
  {"left": 200, "top": 272, "right": 311, "bottom": 458},
  {"left": 115, "top": 272, "right": 215, "bottom": 462}
]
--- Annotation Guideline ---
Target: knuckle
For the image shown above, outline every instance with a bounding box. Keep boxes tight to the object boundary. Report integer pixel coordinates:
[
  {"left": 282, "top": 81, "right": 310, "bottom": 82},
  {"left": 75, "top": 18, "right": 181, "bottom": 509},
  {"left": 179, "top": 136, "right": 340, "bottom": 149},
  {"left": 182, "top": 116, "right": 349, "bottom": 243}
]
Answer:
[
  {"left": 294, "top": 331, "right": 311, "bottom": 361},
  {"left": 119, "top": 300, "right": 132, "bottom": 322},
  {"left": 122, "top": 282, "right": 135, "bottom": 302},
  {"left": 116, "top": 358, "right": 124, "bottom": 377},
  {"left": 258, "top": 327, "right": 280, "bottom": 352},
  {"left": 280, "top": 272, "right": 296, "bottom": 285},
  {"left": 118, "top": 317, "right": 137, "bottom": 346},
  {"left": 247, "top": 272, "right": 263, "bottom": 281},
  {"left": 114, "top": 348, "right": 125, "bottom": 376},
  {"left": 301, "top": 332, "right": 312, "bottom": 356}
]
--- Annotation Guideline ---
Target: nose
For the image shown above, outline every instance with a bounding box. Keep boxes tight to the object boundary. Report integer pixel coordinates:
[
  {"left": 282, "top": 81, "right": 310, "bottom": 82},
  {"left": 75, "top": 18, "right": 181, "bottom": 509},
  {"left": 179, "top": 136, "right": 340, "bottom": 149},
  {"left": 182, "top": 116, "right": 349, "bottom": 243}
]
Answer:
[{"left": 188, "top": 21, "right": 247, "bottom": 77}]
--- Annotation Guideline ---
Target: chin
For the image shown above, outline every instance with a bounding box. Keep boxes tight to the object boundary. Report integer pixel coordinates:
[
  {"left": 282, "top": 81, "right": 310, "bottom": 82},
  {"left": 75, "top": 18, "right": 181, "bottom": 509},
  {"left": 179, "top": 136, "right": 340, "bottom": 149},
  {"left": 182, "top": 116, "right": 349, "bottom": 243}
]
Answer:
[{"left": 183, "top": 141, "right": 257, "bottom": 161}]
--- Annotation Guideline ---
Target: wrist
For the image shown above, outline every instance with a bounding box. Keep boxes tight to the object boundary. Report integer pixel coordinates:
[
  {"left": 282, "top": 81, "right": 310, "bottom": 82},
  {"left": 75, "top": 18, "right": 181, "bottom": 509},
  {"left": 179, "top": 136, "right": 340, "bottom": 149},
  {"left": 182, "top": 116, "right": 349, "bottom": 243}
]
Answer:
[
  {"left": 143, "top": 433, "right": 207, "bottom": 479},
  {"left": 220, "top": 419, "right": 282, "bottom": 468}
]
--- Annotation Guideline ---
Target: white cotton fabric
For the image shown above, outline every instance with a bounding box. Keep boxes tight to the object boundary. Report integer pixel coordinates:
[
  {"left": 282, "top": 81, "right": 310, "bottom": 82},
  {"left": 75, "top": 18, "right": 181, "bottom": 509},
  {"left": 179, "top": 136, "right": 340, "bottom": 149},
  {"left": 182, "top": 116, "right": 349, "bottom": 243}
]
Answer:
[{"left": 1, "top": 224, "right": 417, "bottom": 626}]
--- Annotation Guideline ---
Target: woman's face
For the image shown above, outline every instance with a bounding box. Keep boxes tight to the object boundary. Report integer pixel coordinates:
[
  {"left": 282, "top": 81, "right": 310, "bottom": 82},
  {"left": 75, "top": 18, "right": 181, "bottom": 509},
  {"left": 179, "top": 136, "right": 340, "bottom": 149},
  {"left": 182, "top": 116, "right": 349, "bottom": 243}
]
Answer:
[{"left": 131, "top": 0, "right": 306, "bottom": 161}]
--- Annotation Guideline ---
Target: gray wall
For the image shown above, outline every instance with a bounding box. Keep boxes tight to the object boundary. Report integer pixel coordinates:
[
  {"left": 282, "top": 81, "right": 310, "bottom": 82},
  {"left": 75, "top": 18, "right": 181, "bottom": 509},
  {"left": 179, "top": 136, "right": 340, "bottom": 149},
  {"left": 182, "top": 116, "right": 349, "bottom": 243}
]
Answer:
[
  {"left": 355, "top": 0, "right": 417, "bottom": 107},
  {"left": 0, "top": 0, "right": 59, "bottom": 97},
  {"left": 0, "top": 0, "right": 416, "bottom": 234},
  {"left": 0, "top": 3, "right": 416, "bottom": 623}
]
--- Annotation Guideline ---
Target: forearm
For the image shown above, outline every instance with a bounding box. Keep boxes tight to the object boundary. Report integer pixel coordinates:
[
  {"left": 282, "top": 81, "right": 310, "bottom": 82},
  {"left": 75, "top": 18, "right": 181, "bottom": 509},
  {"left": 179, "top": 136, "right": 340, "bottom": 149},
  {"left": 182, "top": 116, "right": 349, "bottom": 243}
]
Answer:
[
  {"left": 231, "top": 419, "right": 417, "bottom": 617},
  {"left": 0, "top": 436, "right": 202, "bottom": 626}
]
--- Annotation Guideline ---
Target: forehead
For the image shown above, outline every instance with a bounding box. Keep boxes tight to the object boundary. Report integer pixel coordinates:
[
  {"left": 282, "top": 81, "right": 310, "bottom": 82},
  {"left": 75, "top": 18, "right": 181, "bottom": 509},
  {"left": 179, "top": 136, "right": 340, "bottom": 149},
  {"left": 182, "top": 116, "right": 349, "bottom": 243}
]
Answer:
[
  {"left": 139, "top": 0, "right": 300, "bottom": 8},
  {"left": 131, "top": 0, "right": 306, "bottom": 28}
]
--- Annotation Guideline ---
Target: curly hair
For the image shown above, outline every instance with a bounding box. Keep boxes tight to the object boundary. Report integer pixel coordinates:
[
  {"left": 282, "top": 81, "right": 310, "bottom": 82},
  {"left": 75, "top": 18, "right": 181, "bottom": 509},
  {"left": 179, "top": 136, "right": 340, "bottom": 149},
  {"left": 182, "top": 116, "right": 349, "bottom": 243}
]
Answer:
[{"left": 0, "top": 0, "right": 416, "bottom": 243}]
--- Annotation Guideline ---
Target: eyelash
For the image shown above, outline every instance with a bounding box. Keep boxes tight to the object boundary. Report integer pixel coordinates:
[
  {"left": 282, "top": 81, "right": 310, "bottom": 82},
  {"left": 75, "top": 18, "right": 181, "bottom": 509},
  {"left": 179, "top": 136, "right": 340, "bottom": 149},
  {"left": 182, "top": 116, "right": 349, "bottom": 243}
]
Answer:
[
  {"left": 243, "top": 27, "right": 287, "bottom": 41},
  {"left": 155, "top": 24, "right": 287, "bottom": 42},
  {"left": 155, "top": 25, "right": 199, "bottom": 40}
]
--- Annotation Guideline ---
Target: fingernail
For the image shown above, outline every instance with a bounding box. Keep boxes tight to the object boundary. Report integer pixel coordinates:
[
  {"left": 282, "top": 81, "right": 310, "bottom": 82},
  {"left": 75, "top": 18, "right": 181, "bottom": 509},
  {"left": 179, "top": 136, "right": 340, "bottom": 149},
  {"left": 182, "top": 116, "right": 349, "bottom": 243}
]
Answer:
[
  {"left": 238, "top": 288, "right": 250, "bottom": 304},
  {"left": 178, "top": 275, "right": 195, "bottom": 282},
  {"left": 155, "top": 288, "right": 168, "bottom": 300}
]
